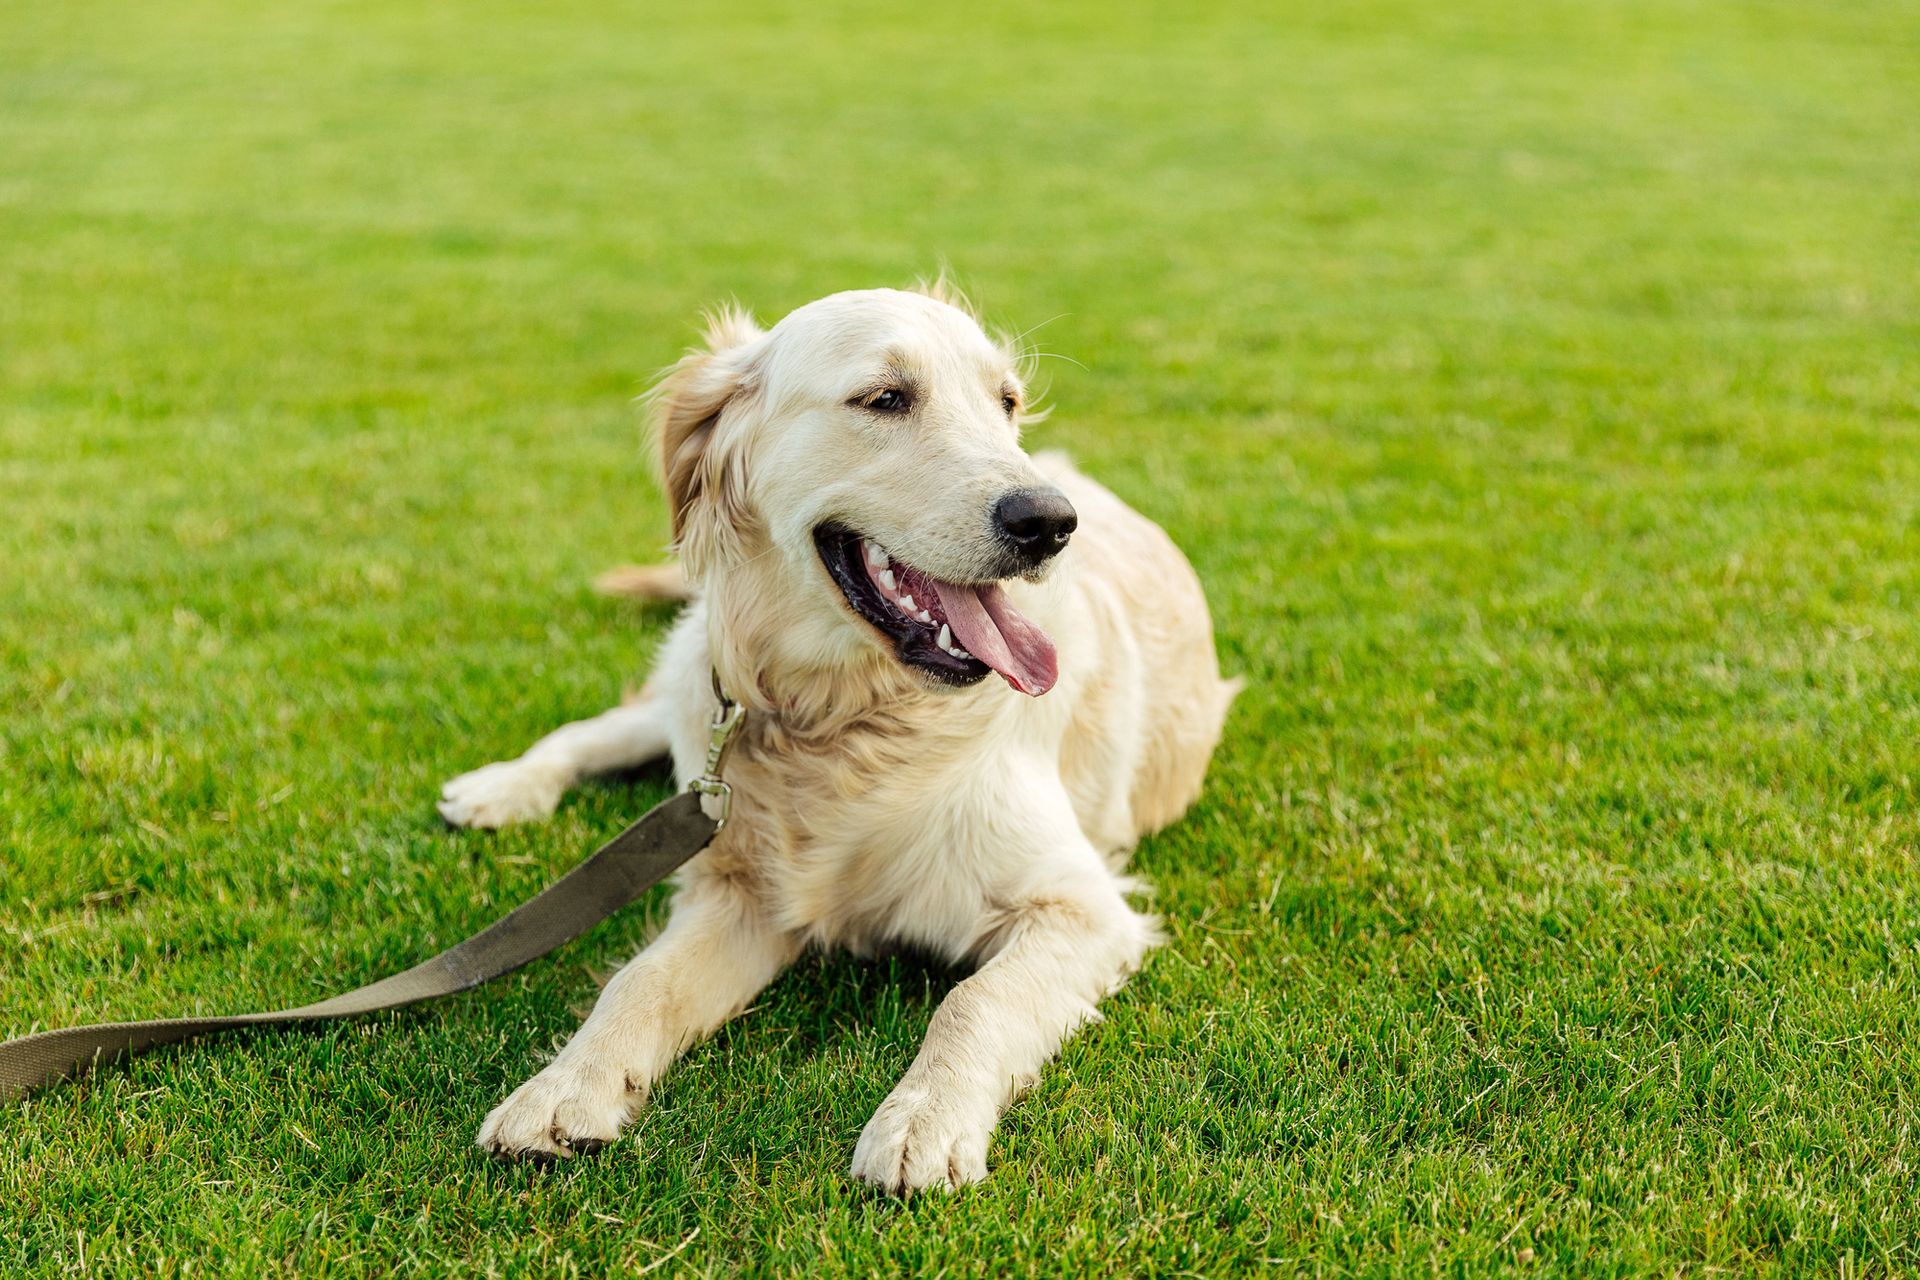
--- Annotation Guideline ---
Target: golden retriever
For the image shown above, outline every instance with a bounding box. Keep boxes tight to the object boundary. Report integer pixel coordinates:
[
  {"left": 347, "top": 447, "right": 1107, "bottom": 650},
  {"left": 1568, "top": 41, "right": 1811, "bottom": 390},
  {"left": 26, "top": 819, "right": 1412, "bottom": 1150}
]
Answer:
[{"left": 438, "top": 284, "right": 1238, "bottom": 1193}]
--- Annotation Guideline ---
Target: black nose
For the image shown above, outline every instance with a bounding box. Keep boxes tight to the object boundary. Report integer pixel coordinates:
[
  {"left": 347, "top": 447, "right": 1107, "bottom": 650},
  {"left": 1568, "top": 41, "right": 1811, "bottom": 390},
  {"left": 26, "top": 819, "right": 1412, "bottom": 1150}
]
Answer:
[{"left": 993, "top": 488, "right": 1078, "bottom": 562}]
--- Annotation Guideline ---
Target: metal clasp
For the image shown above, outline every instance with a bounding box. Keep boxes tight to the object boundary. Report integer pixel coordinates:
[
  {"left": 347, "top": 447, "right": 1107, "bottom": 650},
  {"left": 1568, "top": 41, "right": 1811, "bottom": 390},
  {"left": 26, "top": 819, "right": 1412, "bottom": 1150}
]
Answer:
[{"left": 687, "top": 674, "right": 745, "bottom": 828}]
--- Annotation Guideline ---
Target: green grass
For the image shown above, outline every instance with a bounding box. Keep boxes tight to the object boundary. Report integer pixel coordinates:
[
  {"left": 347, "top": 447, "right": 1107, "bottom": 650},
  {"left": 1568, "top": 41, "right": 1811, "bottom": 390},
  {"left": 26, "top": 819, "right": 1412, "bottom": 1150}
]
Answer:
[{"left": 3, "top": 0, "right": 1918, "bottom": 1274}]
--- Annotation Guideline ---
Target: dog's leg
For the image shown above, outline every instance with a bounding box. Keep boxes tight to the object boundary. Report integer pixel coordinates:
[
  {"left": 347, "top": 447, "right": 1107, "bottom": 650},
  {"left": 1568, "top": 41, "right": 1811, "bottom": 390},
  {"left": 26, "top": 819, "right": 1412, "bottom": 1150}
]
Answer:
[
  {"left": 478, "top": 874, "right": 798, "bottom": 1159},
  {"left": 438, "top": 698, "right": 671, "bottom": 829},
  {"left": 850, "top": 860, "right": 1158, "bottom": 1194}
]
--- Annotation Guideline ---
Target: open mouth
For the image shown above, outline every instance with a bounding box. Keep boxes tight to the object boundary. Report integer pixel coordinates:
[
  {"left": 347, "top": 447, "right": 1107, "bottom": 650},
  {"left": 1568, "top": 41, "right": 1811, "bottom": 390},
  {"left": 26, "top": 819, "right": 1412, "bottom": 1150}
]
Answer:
[{"left": 814, "top": 524, "right": 1059, "bottom": 696}]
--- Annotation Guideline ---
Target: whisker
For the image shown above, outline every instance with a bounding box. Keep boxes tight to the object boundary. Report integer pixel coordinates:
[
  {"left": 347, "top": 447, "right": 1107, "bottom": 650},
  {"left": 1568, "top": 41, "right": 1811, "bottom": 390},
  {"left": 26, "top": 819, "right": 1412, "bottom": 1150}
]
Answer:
[{"left": 1008, "top": 313, "right": 1070, "bottom": 348}]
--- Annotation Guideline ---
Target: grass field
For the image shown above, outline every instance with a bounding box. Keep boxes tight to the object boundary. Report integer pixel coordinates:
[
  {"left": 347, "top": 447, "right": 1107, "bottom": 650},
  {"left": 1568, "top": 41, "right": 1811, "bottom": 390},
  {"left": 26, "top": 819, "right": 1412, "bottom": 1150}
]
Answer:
[{"left": 4, "top": 0, "right": 1919, "bottom": 1274}]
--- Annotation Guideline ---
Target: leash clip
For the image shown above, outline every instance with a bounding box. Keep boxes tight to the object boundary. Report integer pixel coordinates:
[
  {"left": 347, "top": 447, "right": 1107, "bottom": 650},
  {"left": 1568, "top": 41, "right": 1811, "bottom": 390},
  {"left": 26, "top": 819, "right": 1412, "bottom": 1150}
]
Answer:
[{"left": 688, "top": 674, "right": 745, "bottom": 828}]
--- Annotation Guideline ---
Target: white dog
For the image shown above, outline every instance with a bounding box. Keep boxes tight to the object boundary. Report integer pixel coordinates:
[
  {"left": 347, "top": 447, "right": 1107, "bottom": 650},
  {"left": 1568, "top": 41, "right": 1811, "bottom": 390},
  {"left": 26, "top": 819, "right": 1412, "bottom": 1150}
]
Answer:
[{"left": 438, "top": 285, "right": 1238, "bottom": 1193}]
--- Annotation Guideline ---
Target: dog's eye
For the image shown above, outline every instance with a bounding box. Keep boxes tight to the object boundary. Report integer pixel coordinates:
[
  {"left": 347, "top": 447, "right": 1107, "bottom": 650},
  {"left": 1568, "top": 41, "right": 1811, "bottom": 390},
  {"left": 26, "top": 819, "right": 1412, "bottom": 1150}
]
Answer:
[
  {"left": 861, "top": 388, "right": 910, "bottom": 414},
  {"left": 1002, "top": 393, "right": 1019, "bottom": 416}
]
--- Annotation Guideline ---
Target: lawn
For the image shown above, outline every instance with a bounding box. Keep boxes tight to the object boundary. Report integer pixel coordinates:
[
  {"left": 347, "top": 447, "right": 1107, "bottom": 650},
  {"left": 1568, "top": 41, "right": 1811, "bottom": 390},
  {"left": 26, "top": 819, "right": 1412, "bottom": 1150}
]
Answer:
[{"left": 3, "top": 0, "right": 1918, "bottom": 1274}]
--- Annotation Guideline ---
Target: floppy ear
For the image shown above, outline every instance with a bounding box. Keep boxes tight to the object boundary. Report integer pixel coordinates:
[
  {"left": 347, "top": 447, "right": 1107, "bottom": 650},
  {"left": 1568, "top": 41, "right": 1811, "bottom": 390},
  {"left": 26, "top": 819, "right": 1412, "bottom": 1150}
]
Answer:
[{"left": 649, "top": 305, "right": 764, "bottom": 573}]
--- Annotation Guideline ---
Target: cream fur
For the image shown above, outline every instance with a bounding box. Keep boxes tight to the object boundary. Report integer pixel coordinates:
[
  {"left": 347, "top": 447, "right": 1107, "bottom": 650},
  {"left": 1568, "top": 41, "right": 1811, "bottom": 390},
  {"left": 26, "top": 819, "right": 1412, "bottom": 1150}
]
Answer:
[{"left": 439, "top": 287, "right": 1238, "bottom": 1193}]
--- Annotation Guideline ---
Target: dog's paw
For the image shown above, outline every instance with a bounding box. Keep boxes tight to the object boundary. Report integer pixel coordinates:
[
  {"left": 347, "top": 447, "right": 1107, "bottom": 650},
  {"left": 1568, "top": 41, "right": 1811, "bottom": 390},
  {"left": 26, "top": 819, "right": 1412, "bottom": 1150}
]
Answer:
[
  {"left": 477, "top": 1062, "right": 637, "bottom": 1161},
  {"left": 438, "top": 760, "right": 564, "bottom": 829},
  {"left": 850, "top": 1082, "right": 994, "bottom": 1194}
]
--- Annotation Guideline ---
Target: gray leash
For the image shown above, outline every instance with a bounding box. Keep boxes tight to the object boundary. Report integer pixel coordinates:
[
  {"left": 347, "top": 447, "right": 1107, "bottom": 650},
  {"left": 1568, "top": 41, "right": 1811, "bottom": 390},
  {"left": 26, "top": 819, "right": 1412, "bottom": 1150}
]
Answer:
[{"left": 0, "top": 687, "right": 745, "bottom": 1105}]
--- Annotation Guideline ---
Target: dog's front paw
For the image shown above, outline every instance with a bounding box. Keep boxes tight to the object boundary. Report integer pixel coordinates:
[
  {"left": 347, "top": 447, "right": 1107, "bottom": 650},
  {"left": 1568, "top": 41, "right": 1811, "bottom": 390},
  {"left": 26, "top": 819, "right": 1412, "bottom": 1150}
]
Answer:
[
  {"left": 477, "top": 1061, "right": 638, "bottom": 1161},
  {"left": 438, "top": 760, "right": 564, "bottom": 829},
  {"left": 850, "top": 1082, "right": 995, "bottom": 1194}
]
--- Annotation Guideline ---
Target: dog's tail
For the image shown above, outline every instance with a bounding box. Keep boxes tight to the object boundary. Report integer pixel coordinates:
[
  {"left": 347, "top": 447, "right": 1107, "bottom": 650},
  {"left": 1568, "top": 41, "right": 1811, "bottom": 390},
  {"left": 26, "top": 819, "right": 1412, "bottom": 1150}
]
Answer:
[{"left": 593, "top": 562, "right": 695, "bottom": 602}]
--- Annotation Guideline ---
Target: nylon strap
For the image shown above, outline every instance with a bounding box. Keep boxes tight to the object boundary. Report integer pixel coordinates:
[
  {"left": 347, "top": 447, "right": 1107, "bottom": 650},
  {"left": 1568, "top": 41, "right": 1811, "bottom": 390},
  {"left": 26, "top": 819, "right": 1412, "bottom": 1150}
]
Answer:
[{"left": 0, "top": 789, "right": 720, "bottom": 1103}]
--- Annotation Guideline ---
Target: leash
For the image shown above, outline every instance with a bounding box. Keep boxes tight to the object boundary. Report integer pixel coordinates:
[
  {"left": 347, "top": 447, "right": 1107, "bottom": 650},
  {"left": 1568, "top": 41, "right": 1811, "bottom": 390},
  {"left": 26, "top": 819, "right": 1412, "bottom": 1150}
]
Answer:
[{"left": 0, "top": 682, "right": 746, "bottom": 1105}]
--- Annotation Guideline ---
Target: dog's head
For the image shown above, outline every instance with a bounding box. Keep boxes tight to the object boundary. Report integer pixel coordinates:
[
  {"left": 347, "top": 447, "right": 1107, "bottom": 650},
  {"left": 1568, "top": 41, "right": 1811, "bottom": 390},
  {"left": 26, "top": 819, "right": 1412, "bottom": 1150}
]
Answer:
[{"left": 651, "top": 286, "right": 1070, "bottom": 705}]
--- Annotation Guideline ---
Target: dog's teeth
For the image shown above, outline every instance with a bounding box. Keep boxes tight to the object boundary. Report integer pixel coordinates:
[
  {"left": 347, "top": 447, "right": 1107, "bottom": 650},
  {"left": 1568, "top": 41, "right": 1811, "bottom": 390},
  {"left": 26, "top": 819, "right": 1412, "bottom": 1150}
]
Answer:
[
  {"left": 937, "top": 623, "right": 952, "bottom": 651},
  {"left": 897, "top": 594, "right": 915, "bottom": 611},
  {"left": 878, "top": 569, "right": 897, "bottom": 591},
  {"left": 916, "top": 610, "right": 932, "bottom": 623},
  {"left": 864, "top": 542, "right": 888, "bottom": 570},
  {"left": 954, "top": 647, "right": 972, "bottom": 660}
]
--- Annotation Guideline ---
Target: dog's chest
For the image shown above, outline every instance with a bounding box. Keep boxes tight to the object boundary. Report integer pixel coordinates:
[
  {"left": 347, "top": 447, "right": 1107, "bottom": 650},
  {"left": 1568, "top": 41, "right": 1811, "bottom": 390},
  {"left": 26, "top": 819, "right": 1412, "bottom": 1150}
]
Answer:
[
  {"left": 724, "top": 728, "right": 1029, "bottom": 959},
  {"left": 778, "top": 800, "right": 1017, "bottom": 959}
]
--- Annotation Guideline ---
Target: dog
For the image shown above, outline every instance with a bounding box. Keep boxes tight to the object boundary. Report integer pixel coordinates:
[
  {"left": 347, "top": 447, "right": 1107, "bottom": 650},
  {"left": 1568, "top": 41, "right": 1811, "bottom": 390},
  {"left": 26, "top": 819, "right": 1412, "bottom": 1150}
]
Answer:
[{"left": 438, "top": 284, "right": 1238, "bottom": 1193}]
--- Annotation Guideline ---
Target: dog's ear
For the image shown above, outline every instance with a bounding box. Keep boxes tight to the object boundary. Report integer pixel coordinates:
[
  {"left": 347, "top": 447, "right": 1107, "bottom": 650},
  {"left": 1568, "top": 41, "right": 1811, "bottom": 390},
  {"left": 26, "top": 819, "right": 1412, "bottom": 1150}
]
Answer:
[{"left": 650, "top": 305, "right": 764, "bottom": 572}]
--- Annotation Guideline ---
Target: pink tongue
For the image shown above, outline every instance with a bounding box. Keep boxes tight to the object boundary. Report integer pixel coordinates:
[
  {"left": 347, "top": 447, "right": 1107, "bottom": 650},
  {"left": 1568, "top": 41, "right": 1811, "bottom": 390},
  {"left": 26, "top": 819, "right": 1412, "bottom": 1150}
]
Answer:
[{"left": 929, "top": 580, "right": 1058, "bottom": 696}]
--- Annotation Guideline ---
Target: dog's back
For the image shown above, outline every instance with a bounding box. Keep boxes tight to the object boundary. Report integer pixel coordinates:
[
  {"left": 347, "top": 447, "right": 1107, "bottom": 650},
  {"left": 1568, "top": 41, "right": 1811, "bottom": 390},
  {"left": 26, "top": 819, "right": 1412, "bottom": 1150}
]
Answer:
[{"left": 1039, "top": 452, "right": 1241, "bottom": 845}]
